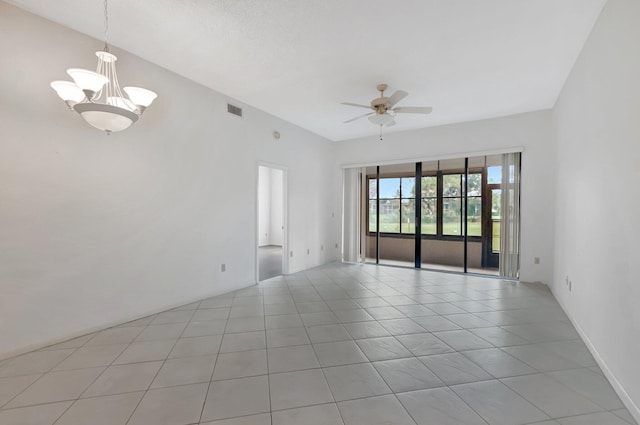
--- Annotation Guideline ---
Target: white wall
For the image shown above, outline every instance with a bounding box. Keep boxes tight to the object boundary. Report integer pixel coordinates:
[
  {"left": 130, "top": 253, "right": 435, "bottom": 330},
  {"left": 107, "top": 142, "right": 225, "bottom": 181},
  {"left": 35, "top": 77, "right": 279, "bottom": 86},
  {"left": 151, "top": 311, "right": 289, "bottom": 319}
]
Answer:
[
  {"left": 335, "top": 110, "right": 555, "bottom": 284},
  {"left": 257, "top": 166, "right": 284, "bottom": 247},
  {"left": 0, "top": 2, "right": 341, "bottom": 358},
  {"left": 258, "top": 166, "right": 271, "bottom": 246},
  {"left": 551, "top": 0, "right": 640, "bottom": 418},
  {"left": 269, "top": 168, "right": 284, "bottom": 246}
]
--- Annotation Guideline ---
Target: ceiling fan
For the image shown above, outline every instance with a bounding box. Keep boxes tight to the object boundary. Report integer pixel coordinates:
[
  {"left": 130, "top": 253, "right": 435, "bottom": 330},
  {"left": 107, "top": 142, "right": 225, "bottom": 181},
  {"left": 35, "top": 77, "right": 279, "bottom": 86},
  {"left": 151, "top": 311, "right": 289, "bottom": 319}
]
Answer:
[{"left": 341, "top": 84, "right": 433, "bottom": 127}]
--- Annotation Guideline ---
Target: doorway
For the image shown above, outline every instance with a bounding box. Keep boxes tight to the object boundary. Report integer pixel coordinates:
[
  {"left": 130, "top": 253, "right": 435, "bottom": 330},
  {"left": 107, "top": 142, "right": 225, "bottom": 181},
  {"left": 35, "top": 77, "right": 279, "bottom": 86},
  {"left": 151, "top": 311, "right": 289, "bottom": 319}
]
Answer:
[
  {"left": 257, "top": 164, "right": 287, "bottom": 281},
  {"left": 484, "top": 186, "right": 501, "bottom": 268}
]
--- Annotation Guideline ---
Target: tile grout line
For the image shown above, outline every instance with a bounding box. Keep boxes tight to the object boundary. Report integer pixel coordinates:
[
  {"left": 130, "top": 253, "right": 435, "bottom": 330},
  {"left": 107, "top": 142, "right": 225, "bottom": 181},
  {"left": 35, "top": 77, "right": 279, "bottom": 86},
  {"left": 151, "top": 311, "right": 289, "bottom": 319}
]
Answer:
[
  {"left": 123, "top": 306, "right": 198, "bottom": 425},
  {"left": 260, "top": 283, "right": 274, "bottom": 423},
  {"left": 0, "top": 344, "right": 81, "bottom": 409},
  {"left": 301, "top": 274, "right": 348, "bottom": 425},
  {"left": 196, "top": 297, "right": 231, "bottom": 424},
  {"left": 2, "top": 325, "right": 145, "bottom": 415},
  {"left": 24, "top": 320, "right": 152, "bottom": 424}
]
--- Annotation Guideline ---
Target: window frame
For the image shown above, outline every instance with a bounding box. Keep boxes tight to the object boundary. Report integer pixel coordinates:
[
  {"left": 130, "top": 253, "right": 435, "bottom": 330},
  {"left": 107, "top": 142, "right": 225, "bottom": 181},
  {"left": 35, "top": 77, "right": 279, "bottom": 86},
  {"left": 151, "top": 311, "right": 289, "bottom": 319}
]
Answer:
[
  {"left": 420, "top": 174, "right": 438, "bottom": 236},
  {"left": 367, "top": 174, "right": 416, "bottom": 237},
  {"left": 367, "top": 167, "right": 484, "bottom": 242}
]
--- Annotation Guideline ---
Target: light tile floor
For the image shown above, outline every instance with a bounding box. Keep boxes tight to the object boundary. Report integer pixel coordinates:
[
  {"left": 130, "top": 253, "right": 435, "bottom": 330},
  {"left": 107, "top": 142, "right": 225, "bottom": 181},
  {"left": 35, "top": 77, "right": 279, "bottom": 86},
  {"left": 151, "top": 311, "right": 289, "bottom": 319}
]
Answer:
[{"left": 0, "top": 263, "right": 637, "bottom": 425}]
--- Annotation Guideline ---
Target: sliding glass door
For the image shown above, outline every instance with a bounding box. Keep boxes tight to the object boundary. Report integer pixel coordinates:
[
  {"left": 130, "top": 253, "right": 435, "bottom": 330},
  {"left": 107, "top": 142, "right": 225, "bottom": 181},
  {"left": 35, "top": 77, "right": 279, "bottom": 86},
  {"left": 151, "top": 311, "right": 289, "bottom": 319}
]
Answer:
[
  {"left": 359, "top": 152, "right": 520, "bottom": 278},
  {"left": 420, "top": 159, "right": 465, "bottom": 273},
  {"left": 365, "top": 163, "right": 416, "bottom": 267}
]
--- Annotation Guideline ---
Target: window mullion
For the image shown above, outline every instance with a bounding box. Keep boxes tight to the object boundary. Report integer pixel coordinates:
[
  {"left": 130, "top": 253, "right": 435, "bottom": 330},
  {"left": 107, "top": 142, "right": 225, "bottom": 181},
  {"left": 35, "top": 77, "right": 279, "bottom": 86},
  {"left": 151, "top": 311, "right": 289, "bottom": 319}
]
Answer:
[
  {"left": 398, "top": 178, "right": 402, "bottom": 234},
  {"left": 376, "top": 167, "right": 379, "bottom": 263},
  {"left": 415, "top": 162, "right": 421, "bottom": 268},
  {"left": 460, "top": 174, "right": 463, "bottom": 236},
  {"left": 436, "top": 171, "right": 443, "bottom": 238}
]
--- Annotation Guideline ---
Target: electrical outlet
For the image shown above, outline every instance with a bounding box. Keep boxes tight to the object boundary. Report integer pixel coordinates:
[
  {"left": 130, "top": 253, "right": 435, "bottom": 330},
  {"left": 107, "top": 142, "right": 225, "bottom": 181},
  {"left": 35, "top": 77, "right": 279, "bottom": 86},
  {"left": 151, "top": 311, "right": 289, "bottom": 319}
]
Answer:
[
  {"left": 221, "top": 264, "right": 226, "bottom": 272},
  {"left": 534, "top": 257, "right": 540, "bottom": 265}
]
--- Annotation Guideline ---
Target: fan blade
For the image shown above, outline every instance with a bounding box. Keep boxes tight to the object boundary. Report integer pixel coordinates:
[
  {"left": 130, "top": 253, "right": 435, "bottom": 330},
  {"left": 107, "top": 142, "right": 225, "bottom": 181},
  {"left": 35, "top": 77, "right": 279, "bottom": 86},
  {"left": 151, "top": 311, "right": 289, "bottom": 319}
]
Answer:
[
  {"left": 387, "top": 90, "right": 408, "bottom": 107},
  {"left": 343, "top": 112, "right": 374, "bottom": 123},
  {"left": 385, "top": 119, "right": 396, "bottom": 127},
  {"left": 341, "top": 102, "right": 373, "bottom": 110},
  {"left": 393, "top": 106, "right": 433, "bottom": 114}
]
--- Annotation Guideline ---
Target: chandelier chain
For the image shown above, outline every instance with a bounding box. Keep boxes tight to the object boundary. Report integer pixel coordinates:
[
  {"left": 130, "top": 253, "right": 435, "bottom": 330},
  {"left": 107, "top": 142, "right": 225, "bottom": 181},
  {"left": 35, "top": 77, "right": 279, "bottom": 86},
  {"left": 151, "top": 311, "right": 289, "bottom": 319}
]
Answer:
[{"left": 103, "top": 0, "right": 109, "bottom": 51}]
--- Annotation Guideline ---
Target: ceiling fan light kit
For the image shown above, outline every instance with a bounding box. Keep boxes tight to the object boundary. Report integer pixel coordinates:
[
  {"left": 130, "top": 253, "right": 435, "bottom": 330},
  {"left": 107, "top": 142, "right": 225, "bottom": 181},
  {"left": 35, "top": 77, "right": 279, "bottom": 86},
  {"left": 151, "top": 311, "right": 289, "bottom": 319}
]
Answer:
[
  {"left": 50, "top": 0, "right": 157, "bottom": 134},
  {"left": 368, "top": 113, "right": 394, "bottom": 126},
  {"left": 341, "top": 83, "right": 433, "bottom": 139}
]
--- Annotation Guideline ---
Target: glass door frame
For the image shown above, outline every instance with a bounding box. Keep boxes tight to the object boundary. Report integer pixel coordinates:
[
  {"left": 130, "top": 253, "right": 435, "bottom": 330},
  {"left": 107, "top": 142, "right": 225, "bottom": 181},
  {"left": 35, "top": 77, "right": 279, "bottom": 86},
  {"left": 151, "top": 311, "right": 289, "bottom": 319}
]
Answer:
[{"left": 365, "top": 157, "right": 499, "bottom": 275}]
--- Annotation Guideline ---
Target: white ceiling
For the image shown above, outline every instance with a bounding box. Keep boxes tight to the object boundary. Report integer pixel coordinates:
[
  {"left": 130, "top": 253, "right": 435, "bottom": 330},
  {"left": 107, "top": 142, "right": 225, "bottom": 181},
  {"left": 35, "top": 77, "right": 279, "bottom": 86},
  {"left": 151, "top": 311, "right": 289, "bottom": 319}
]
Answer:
[{"left": 8, "top": 0, "right": 606, "bottom": 141}]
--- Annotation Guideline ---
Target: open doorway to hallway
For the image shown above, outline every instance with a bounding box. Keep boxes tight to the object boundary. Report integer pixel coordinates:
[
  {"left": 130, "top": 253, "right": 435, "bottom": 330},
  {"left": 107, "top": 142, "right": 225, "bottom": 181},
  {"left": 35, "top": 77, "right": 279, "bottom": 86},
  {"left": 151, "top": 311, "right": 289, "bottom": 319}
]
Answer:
[{"left": 257, "top": 164, "right": 287, "bottom": 281}]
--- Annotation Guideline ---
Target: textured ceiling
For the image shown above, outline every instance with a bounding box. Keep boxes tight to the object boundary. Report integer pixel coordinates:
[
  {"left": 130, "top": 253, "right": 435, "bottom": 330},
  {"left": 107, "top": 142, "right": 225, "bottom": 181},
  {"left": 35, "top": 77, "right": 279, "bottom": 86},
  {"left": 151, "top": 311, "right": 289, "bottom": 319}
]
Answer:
[{"left": 7, "top": 0, "right": 606, "bottom": 141}]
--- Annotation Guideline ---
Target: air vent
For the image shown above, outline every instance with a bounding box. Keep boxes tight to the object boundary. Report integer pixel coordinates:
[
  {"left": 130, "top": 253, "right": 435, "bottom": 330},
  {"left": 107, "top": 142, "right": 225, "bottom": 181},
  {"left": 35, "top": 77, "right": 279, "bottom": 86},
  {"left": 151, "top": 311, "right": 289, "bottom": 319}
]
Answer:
[{"left": 227, "top": 103, "right": 243, "bottom": 117}]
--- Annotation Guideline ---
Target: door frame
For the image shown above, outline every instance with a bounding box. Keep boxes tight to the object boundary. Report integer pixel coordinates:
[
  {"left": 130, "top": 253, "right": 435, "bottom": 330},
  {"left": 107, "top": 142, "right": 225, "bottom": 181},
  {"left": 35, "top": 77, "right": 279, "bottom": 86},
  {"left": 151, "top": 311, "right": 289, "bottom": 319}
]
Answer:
[
  {"left": 255, "top": 161, "right": 289, "bottom": 283},
  {"left": 482, "top": 183, "right": 501, "bottom": 268}
]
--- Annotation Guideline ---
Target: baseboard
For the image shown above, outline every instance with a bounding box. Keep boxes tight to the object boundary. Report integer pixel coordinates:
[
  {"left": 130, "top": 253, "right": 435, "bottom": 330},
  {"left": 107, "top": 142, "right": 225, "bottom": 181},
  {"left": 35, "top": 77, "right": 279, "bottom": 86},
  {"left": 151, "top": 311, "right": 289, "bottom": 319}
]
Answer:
[
  {"left": 3, "top": 259, "right": 342, "bottom": 361},
  {"left": 287, "top": 259, "right": 341, "bottom": 276},
  {"left": 552, "top": 289, "right": 640, "bottom": 424},
  {"left": 0, "top": 282, "right": 257, "bottom": 362}
]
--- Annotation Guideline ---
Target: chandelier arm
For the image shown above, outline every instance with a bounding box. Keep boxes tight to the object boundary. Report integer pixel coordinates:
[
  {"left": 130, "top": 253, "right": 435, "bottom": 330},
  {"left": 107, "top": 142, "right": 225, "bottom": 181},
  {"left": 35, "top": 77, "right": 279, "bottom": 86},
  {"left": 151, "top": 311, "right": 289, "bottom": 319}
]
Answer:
[
  {"left": 110, "top": 61, "right": 125, "bottom": 99},
  {"left": 105, "top": 62, "right": 113, "bottom": 104},
  {"left": 94, "top": 55, "right": 106, "bottom": 102},
  {"left": 108, "top": 61, "right": 115, "bottom": 102}
]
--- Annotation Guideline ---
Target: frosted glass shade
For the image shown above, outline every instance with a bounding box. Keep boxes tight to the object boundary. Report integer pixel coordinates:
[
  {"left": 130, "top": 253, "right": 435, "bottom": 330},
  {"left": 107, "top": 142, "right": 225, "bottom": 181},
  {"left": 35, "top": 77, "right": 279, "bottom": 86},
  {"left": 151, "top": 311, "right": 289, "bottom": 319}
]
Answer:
[
  {"left": 368, "top": 113, "right": 394, "bottom": 126},
  {"left": 50, "top": 81, "right": 86, "bottom": 103},
  {"left": 123, "top": 86, "right": 158, "bottom": 107},
  {"left": 66, "top": 68, "right": 109, "bottom": 92},
  {"left": 81, "top": 110, "right": 132, "bottom": 132},
  {"left": 73, "top": 103, "right": 139, "bottom": 133},
  {"left": 80, "top": 110, "right": 133, "bottom": 132}
]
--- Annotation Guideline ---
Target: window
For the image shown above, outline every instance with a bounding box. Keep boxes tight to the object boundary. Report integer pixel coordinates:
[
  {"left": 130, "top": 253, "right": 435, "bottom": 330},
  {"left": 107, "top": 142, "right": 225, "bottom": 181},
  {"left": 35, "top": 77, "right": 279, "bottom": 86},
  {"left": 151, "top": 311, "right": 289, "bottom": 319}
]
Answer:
[
  {"left": 466, "top": 173, "right": 482, "bottom": 236},
  {"left": 491, "top": 188, "right": 501, "bottom": 253},
  {"left": 400, "top": 177, "right": 415, "bottom": 234},
  {"left": 369, "top": 170, "right": 484, "bottom": 239},
  {"left": 487, "top": 166, "right": 501, "bottom": 184},
  {"left": 487, "top": 165, "right": 502, "bottom": 253},
  {"left": 379, "top": 178, "right": 400, "bottom": 233},
  {"left": 368, "top": 177, "right": 416, "bottom": 234},
  {"left": 442, "top": 174, "right": 462, "bottom": 235},
  {"left": 368, "top": 179, "right": 377, "bottom": 232},
  {"left": 421, "top": 176, "right": 437, "bottom": 235}
]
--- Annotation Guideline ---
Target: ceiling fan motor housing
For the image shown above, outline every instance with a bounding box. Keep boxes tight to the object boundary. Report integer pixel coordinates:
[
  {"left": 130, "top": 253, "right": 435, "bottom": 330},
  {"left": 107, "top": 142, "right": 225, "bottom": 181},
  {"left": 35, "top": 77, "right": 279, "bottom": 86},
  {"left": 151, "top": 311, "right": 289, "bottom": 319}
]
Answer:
[{"left": 371, "top": 97, "right": 390, "bottom": 113}]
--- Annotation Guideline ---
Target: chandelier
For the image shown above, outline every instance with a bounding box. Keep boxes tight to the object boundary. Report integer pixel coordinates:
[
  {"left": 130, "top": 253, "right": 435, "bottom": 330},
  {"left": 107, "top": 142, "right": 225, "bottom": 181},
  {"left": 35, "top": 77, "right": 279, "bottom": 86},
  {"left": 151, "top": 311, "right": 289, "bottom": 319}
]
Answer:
[{"left": 50, "top": 0, "right": 157, "bottom": 134}]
